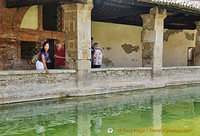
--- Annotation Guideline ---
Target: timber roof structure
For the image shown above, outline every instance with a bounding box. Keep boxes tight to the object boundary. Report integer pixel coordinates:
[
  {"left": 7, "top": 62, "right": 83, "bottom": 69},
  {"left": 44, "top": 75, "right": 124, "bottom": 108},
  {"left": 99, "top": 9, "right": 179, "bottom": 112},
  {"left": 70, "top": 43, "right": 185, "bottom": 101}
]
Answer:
[{"left": 92, "top": 0, "right": 200, "bottom": 29}]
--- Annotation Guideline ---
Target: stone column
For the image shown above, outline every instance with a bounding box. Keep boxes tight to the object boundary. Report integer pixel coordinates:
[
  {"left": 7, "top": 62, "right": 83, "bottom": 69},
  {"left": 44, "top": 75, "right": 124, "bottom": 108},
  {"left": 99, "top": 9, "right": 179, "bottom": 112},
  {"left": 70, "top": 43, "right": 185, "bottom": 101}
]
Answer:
[
  {"left": 62, "top": 1, "right": 93, "bottom": 85},
  {"left": 141, "top": 7, "right": 167, "bottom": 78},
  {"left": 194, "top": 21, "right": 200, "bottom": 65}
]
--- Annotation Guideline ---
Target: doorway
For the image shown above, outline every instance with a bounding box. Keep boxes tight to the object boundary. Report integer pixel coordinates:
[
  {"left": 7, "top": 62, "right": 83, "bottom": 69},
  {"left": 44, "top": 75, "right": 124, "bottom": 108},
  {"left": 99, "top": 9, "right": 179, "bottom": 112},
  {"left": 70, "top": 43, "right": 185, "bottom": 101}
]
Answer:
[
  {"left": 47, "top": 39, "right": 55, "bottom": 69},
  {"left": 187, "top": 47, "right": 194, "bottom": 66}
]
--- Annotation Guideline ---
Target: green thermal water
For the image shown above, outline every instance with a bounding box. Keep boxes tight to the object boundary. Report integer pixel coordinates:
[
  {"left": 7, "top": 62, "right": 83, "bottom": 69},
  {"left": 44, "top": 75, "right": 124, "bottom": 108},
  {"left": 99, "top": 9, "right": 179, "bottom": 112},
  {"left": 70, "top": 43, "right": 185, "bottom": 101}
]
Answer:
[{"left": 1, "top": 84, "right": 200, "bottom": 136}]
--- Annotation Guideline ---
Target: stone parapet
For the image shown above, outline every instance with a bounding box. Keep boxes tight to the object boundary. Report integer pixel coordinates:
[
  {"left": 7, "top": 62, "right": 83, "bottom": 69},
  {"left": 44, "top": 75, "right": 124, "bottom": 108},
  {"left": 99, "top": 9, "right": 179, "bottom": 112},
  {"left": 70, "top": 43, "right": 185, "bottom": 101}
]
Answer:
[{"left": 1, "top": 66, "right": 200, "bottom": 104}]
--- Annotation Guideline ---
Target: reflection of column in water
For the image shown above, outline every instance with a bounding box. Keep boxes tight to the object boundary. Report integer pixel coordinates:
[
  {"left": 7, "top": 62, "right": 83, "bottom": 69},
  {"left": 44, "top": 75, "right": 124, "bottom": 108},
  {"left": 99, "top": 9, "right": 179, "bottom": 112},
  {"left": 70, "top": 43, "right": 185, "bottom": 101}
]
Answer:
[
  {"left": 91, "top": 117, "right": 102, "bottom": 133},
  {"left": 77, "top": 105, "right": 91, "bottom": 136},
  {"left": 194, "top": 102, "right": 200, "bottom": 116},
  {"left": 153, "top": 101, "right": 162, "bottom": 136}
]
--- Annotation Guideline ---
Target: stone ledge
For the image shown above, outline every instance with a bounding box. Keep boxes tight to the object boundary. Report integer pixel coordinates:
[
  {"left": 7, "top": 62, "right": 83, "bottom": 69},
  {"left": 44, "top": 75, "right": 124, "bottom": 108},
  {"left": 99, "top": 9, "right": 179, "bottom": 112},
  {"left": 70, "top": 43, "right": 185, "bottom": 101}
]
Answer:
[
  {"left": 0, "top": 69, "right": 76, "bottom": 76},
  {"left": 91, "top": 67, "right": 152, "bottom": 72},
  {"left": 163, "top": 66, "right": 200, "bottom": 70}
]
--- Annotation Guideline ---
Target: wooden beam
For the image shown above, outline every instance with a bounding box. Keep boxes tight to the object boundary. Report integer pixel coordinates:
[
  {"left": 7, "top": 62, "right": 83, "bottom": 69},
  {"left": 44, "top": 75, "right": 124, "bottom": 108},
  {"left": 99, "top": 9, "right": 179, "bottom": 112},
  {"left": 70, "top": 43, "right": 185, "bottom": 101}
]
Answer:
[
  {"left": 93, "top": 6, "right": 149, "bottom": 21},
  {"left": 6, "top": 0, "right": 87, "bottom": 8}
]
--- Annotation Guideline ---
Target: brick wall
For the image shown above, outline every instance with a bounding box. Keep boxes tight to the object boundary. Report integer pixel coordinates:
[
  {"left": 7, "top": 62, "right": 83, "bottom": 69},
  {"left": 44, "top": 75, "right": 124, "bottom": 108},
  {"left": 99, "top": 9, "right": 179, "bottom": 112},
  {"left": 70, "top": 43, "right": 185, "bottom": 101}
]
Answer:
[{"left": 0, "top": 2, "right": 65, "bottom": 70}]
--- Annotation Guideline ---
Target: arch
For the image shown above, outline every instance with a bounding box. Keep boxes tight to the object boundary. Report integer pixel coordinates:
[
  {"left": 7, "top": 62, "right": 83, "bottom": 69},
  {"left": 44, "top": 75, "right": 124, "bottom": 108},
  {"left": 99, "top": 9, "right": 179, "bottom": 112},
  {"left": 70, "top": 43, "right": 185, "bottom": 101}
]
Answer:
[{"left": 20, "top": 5, "right": 38, "bottom": 30}]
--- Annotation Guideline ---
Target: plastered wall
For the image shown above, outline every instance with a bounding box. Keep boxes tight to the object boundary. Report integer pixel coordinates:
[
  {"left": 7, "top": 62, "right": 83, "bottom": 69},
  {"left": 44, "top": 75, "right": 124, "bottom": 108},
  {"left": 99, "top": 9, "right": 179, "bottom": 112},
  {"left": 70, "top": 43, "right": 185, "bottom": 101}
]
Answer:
[
  {"left": 163, "top": 29, "right": 195, "bottom": 67},
  {"left": 92, "top": 21, "right": 196, "bottom": 67},
  {"left": 91, "top": 21, "right": 142, "bottom": 67},
  {"left": 20, "top": 5, "right": 38, "bottom": 30}
]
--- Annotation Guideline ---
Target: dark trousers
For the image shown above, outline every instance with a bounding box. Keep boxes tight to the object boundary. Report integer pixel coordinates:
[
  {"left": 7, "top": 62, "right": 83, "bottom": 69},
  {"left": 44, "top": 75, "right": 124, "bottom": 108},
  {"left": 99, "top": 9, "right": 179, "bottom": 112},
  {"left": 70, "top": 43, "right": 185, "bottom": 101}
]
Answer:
[
  {"left": 55, "top": 65, "right": 65, "bottom": 69},
  {"left": 93, "top": 65, "right": 101, "bottom": 68},
  {"left": 91, "top": 60, "right": 94, "bottom": 68}
]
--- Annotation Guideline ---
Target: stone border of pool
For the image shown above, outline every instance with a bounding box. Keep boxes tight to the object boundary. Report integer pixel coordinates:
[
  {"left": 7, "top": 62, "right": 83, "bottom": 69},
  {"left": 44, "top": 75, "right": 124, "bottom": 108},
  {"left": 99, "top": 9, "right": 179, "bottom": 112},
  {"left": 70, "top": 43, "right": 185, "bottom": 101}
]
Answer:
[{"left": 1, "top": 66, "right": 200, "bottom": 104}]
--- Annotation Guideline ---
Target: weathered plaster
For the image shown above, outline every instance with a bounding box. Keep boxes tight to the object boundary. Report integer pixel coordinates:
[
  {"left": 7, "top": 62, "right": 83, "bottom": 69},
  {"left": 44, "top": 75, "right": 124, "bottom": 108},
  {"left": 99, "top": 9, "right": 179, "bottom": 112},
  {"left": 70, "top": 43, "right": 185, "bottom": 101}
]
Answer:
[
  {"left": 121, "top": 44, "right": 139, "bottom": 54},
  {"left": 106, "top": 47, "right": 111, "bottom": 51},
  {"left": 102, "top": 57, "right": 114, "bottom": 67},
  {"left": 163, "top": 30, "right": 195, "bottom": 67},
  {"left": 184, "top": 32, "right": 194, "bottom": 41},
  {"left": 164, "top": 30, "right": 183, "bottom": 41},
  {"left": 195, "top": 21, "right": 200, "bottom": 65}
]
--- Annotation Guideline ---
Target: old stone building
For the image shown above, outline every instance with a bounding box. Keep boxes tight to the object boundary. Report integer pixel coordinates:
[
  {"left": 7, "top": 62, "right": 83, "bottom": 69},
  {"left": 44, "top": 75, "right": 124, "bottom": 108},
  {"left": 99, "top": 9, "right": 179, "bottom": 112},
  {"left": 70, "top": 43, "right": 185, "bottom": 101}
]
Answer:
[
  {"left": 0, "top": 1, "right": 66, "bottom": 70},
  {"left": 2, "top": 0, "right": 200, "bottom": 104},
  {"left": 1, "top": 0, "right": 200, "bottom": 70}
]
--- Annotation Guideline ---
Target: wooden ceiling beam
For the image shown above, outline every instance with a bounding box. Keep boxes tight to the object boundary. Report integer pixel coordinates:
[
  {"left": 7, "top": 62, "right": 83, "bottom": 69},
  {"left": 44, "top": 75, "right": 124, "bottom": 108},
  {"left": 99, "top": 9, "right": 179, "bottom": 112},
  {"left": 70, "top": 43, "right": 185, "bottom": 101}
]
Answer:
[{"left": 92, "top": 7, "right": 148, "bottom": 21}]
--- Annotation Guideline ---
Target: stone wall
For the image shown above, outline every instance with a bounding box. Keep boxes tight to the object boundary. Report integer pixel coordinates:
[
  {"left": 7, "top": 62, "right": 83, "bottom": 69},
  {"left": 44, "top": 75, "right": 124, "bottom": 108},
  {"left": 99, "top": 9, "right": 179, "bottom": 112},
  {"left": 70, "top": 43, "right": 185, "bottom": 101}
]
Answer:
[
  {"left": 1, "top": 67, "right": 200, "bottom": 104},
  {"left": 162, "top": 66, "right": 200, "bottom": 85},
  {"left": 0, "top": 70, "right": 76, "bottom": 104}
]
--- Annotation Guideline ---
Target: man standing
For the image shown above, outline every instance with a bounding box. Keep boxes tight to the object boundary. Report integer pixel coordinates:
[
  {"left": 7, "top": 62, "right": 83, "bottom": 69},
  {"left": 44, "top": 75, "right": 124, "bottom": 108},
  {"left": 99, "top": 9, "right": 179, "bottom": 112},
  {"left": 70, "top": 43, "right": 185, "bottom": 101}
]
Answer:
[
  {"left": 91, "top": 37, "right": 94, "bottom": 68},
  {"left": 54, "top": 42, "right": 66, "bottom": 69}
]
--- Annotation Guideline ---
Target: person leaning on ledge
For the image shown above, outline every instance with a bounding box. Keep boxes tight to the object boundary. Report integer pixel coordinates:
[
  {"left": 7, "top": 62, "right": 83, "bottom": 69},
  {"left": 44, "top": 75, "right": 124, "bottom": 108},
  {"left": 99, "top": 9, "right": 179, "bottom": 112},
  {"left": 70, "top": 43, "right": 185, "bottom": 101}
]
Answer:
[
  {"left": 54, "top": 42, "right": 66, "bottom": 69},
  {"left": 36, "top": 41, "right": 50, "bottom": 73}
]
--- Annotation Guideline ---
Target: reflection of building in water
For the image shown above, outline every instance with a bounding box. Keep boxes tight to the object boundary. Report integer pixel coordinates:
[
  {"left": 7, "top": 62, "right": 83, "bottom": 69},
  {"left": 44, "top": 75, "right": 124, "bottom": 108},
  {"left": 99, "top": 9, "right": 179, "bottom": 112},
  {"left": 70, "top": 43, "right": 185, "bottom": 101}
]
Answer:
[
  {"left": 77, "top": 105, "right": 91, "bottom": 136},
  {"left": 91, "top": 117, "right": 102, "bottom": 134},
  {"left": 1, "top": 85, "right": 200, "bottom": 135},
  {"left": 153, "top": 99, "right": 162, "bottom": 136}
]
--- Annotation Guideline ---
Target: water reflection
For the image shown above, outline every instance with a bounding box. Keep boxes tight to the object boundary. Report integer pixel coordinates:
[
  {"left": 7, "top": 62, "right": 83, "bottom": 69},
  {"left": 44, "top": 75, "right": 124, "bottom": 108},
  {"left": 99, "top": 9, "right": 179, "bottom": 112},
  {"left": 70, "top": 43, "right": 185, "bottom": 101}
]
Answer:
[
  {"left": 1, "top": 84, "right": 200, "bottom": 136},
  {"left": 153, "top": 101, "right": 162, "bottom": 136}
]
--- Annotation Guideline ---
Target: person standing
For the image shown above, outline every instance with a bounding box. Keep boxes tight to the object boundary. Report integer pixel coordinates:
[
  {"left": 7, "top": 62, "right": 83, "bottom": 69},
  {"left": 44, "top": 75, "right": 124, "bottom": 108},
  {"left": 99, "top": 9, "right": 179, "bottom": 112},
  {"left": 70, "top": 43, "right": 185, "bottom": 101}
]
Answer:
[
  {"left": 93, "top": 42, "right": 103, "bottom": 68},
  {"left": 36, "top": 41, "right": 50, "bottom": 73},
  {"left": 54, "top": 42, "right": 66, "bottom": 69},
  {"left": 91, "top": 37, "right": 95, "bottom": 68}
]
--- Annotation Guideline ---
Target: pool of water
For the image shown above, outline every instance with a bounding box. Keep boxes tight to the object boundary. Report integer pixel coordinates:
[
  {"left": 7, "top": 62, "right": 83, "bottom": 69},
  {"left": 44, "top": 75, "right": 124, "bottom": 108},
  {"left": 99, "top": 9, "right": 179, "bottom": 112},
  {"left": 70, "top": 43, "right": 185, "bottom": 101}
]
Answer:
[{"left": 1, "top": 84, "right": 200, "bottom": 136}]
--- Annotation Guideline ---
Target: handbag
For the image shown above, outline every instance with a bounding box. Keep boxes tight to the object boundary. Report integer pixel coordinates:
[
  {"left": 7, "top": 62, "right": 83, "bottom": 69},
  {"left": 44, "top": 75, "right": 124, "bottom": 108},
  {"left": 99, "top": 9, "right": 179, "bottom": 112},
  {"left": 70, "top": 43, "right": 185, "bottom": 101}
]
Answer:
[{"left": 31, "top": 53, "right": 39, "bottom": 64}]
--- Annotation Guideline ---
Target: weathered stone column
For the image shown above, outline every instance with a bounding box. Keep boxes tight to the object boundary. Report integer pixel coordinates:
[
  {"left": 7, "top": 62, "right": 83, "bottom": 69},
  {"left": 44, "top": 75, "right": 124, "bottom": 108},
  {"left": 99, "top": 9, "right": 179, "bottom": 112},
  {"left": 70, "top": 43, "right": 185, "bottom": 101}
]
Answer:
[
  {"left": 62, "top": 1, "right": 93, "bottom": 85},
  {"left": 194, "top": 21, "right": 200, "bottom": 65},
  {"left": 141, "top": 7, "right": 167, "bottom": 78}
]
